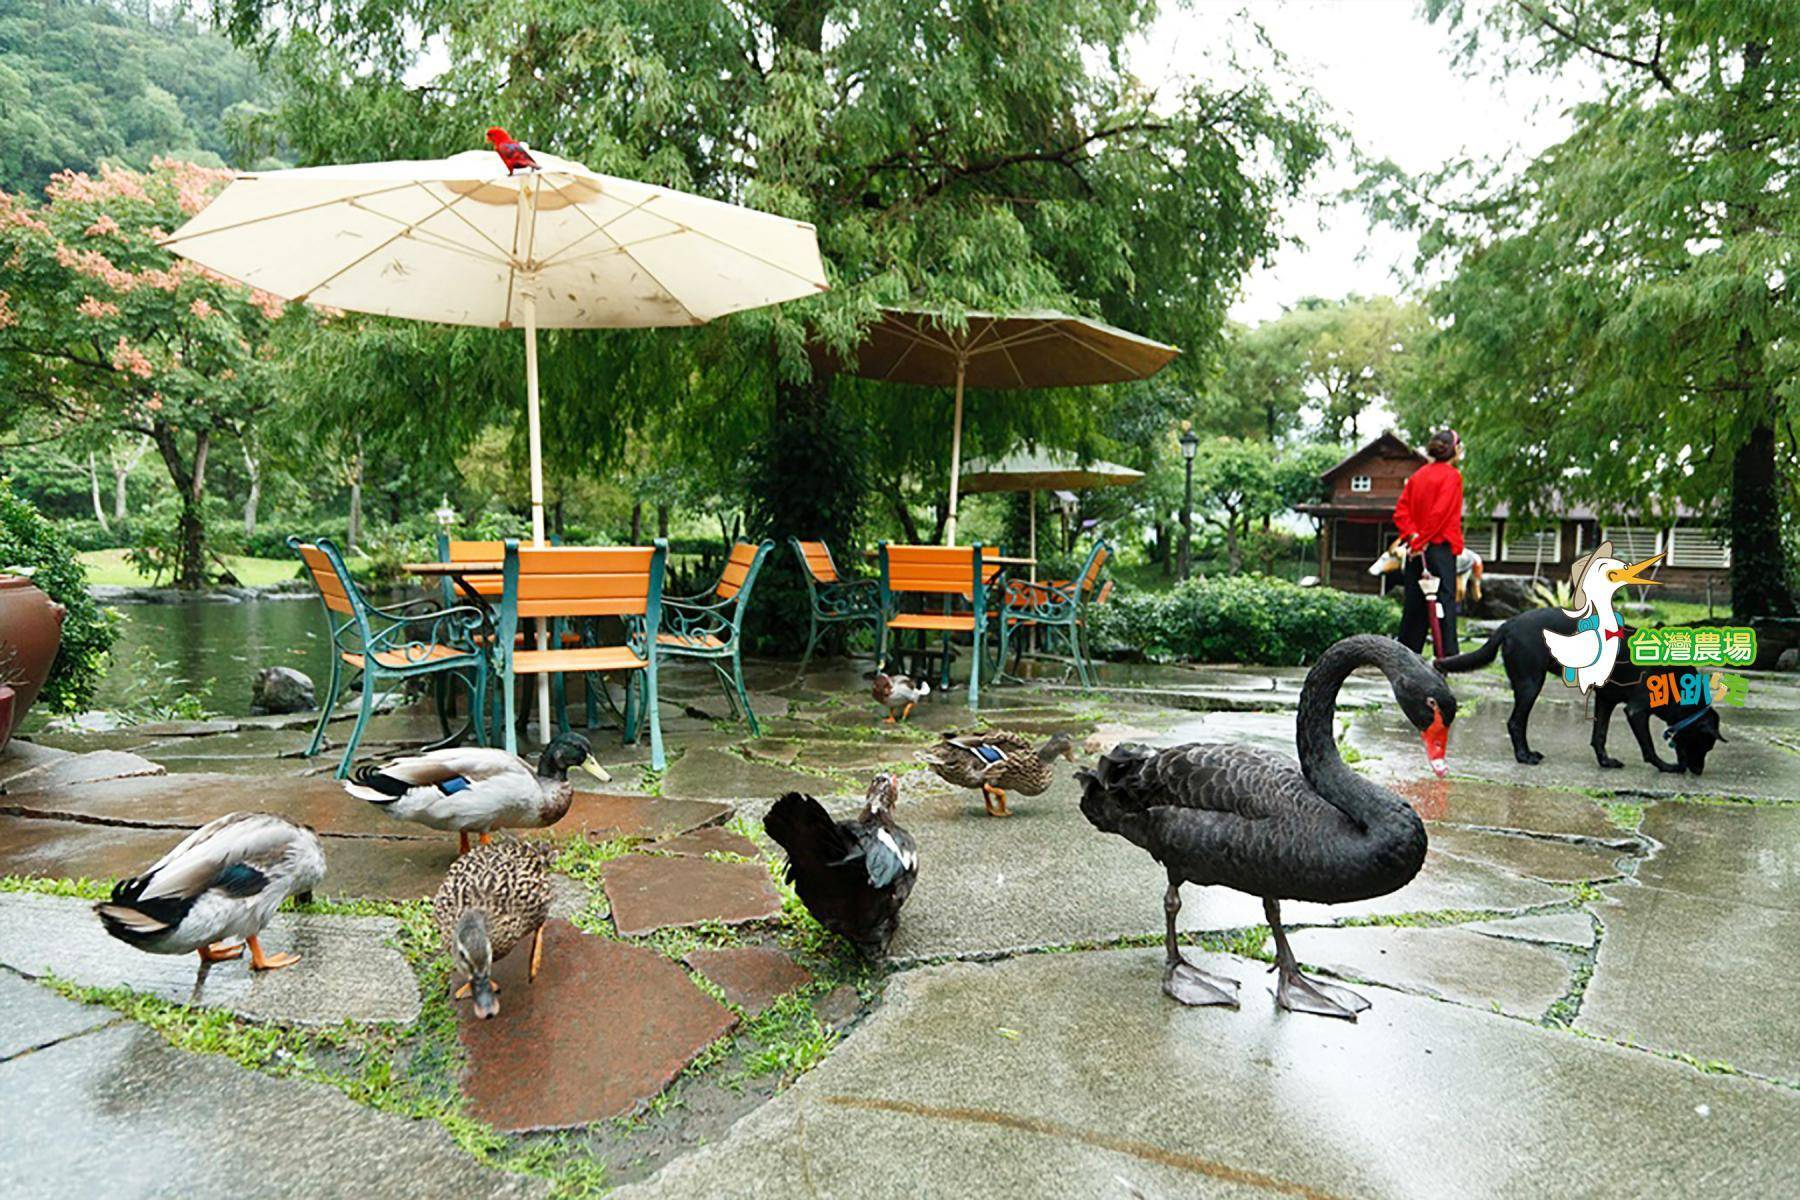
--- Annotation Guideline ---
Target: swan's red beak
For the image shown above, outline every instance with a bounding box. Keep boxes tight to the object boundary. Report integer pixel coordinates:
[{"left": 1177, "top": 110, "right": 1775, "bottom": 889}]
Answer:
[{"left": 1421, "top": 707, "right": 1449, "bottom": 778}]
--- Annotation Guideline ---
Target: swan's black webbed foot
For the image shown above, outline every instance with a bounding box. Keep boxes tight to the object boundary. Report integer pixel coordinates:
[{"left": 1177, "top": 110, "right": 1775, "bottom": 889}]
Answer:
[
  {"left": 1273, "top": 964, "right": 1370, "bottom": 1021},
  {"left": 1164, "top": 954, "right": 1240, "bottom": 1008}
]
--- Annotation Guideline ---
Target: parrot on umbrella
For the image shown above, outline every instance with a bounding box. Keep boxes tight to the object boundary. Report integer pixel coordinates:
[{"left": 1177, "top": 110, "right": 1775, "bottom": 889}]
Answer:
[{"left": 485, "top": 127, "right": 539, "bottom": 174}]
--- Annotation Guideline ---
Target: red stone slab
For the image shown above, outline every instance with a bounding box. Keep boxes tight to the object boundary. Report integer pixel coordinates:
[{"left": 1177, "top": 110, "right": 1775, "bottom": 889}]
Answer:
[
  {"left": 3, "top": 773, "right": 425, "bottom": 839},
  {"left": 683, "top": 946, "right": 812, "bottom": 1016},
  {"left": 648, "top": 825, "right": 759, "bottom": 859},
  {"left": 459, "top": 920, "right": 737, "bottom": 1131},
  {"left": 543, "top": 792, "right": 735, "bottom": 841},
  {"left": 602, "top": 854, "right": 784, "bottom": 936},
  {"left": 0, "top": 813, "right": 459, "bottom": 900}
]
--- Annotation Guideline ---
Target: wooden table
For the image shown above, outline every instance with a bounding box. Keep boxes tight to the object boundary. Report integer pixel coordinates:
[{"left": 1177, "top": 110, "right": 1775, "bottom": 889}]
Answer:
[{"left": 403, "top": 561, "right": 503, "bottom": 607}]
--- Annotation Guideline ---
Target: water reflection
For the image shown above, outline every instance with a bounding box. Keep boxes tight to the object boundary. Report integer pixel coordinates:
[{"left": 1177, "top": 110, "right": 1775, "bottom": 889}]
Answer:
[{"left": 98, "top": 599, "right": 334, "bottom": 716}]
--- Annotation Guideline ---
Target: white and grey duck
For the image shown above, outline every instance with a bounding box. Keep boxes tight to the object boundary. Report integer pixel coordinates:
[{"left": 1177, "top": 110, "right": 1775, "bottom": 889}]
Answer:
[
  {"left": 94, "top": 812, "right": 326, "bottom": 971},
  {"left": 917, "top": 730, "right": 1077, "bottom": 816},
  {"left": 433, "top": 839, "right": 555, "bottom": 1019},
  {"left": 872, "top": 671, "right": 930, "bottom": 722},
  {"left": 344, "top": 732, "right": 607, "bottom": 852}
]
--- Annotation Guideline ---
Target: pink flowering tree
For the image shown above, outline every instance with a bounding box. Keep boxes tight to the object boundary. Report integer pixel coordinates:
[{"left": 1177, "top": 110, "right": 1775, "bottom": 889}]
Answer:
[{"left": 0, "top": 159, "right": 307, "bottom": 589}]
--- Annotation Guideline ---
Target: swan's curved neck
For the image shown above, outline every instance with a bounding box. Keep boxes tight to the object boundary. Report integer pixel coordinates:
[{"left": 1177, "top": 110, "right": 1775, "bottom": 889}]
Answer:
[{"left": 1296, "top": 638, "right": 1418, "bottom": 834}]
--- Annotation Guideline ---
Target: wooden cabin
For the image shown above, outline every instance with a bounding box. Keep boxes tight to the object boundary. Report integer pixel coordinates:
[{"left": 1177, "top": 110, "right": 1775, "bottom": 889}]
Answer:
[{"left": 1295, "top": 433, "right": 1732, "bottom": 603}]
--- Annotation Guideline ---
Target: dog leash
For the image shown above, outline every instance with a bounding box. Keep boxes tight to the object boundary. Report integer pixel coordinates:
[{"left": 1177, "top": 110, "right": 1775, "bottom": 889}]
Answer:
[{"left": 1662, "top": 706, "right": 1713, "bottom": 743}]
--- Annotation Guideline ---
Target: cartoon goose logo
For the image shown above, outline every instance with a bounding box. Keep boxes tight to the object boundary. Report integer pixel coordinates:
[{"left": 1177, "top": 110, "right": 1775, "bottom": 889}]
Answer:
[{"left": 1543, "top": 540, "right": 1664, "bottom": 692}]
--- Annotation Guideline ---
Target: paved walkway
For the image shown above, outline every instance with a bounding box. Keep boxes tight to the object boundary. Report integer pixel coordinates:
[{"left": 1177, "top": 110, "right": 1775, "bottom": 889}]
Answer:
[{"left": 2, "top": 652, "right": 1796, "bottom": 1195}]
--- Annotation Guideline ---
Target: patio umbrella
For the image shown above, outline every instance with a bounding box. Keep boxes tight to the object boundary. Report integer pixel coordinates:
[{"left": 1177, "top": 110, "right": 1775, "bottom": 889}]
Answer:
[
  {"left": 818, "top": 308, "right": 1177, "bottom": 545},
  {"left": 164, "top": 146, "right": 828, "bottom": 740},
  {"left": 959, "top": 449, "right": 1143, "bottom": 581}
]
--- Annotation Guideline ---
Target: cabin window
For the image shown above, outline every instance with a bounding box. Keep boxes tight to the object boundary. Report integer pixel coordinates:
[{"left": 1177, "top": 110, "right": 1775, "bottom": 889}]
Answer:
[
  {"left": 1603, "top": 525, "right": 1664, "bottom": 562},
  {"left": 1501, "top": 525, "right": 1562, "bottom": 564},
  {"left": 1350, "top": 474, "right": 1372, "bottom": 493},
  {"left": 1462, "top": 523, "right": 1498, "bottom": 558},
  {"left": 1667, "top": 527, "right": 1731, "bottom": 569}
]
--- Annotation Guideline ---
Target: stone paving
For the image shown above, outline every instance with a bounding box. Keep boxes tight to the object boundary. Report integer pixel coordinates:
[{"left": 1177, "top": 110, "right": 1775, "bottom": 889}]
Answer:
[{"left": 2, "top": 650, "right": 1797, "bottom": 1196}]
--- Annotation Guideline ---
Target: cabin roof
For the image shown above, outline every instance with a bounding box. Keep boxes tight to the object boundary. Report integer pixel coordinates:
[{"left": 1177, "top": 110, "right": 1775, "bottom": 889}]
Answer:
[{"left": 1318, "top": 431, "right": 1425, "bottom": 482}]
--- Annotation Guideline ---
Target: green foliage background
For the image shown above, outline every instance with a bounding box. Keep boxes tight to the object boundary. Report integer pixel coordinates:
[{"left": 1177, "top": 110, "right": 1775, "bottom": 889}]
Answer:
[
  {"left": 1092, "top": 574, "right": 1397, "bottom": 666},
  {"left": 0, "top": 477, "right": 118, "bottom": 709}
]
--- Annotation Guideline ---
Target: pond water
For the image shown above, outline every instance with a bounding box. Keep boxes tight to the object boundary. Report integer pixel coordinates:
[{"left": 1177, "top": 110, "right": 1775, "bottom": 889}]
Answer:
[{"left": 96, "top": 598, "right": 339, "bottom": 716}]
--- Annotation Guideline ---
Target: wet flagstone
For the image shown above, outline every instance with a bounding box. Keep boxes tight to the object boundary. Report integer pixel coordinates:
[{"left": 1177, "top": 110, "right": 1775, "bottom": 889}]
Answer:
[
  {"left": 610, "top": 947, "right": 1800, "bottom": 1200},
  {"left": 459, "top": 920, "right": 737, "bottom": 1131},
  {"left": 0, "top": 971, "right": 117, "bottom": 1061},
  {"left": 649, "top": 825, "right": 759, "bottom": 858},
  {"left": 659, "top": 748, "right": 829, "bottom": 803},
  {"left": 4, "top": 1024, "right": 546, "bottom": 1198},
  {"left": 1392, "top": 777, "right": 1622, "bottom": 838},
  {"left": 547, "top": 792, "right": 734, "bottom": 841},
  {"left": 0, "top": 740, "right": 73, "bottom": 786},
  {"left": 3, "top": 773, "right": 424, "bottom": 839},
  {"left": 1464, "top": 909, "right": 1598, "bottom": 947},
  {"left": 0, "top": 749, "right": 164, "bottom": 790},
  {"left": 682, "top": 946, "right": 812, "bottom": 1016},
  {"left": 602, "top": 854, "right": 784, "bottom": 936},
  {"left": 0, "top": 893, "right": 419, "bottom": 1026},
  {"left": 1275, "top": 923, "right": 1576, "bottom": 1018},
  {"left": 1428, "top": 824, "right": 1631, "bottom": 884},
  {"left": 1575, "top": 802, "right": 1800, "bottom": 1083}
]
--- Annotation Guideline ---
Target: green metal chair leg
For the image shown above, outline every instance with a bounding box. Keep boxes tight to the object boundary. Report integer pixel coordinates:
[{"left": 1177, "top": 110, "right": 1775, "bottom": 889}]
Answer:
[
  {"left": 799, "top": 613, "right": 820, "bottom": 677},
  {"left": 306, "top": 658, "right": 341, "bottom": 757},
  {"left": 501, "top": 668, "right": 519, "bottom": 756},
  {"left": 732, "top": 652, "right": 760, "bottom": 737},
  {"left": 337, "top": 672, "right": 376, "bottom": 779},
  {"left": 584, "top": 671, "right": 599, "bottom": 731},
  {"left": 646, "top": 663, "right": 666, "bottom": 771},
  {"left": 968, "top": 628, "right": 983, "bottom": 710}
]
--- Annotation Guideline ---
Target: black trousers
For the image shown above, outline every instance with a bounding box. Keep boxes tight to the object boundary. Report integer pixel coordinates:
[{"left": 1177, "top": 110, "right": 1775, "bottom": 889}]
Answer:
[{"left": 1397, "top": 540, "right": 1460, "bottom": 656}]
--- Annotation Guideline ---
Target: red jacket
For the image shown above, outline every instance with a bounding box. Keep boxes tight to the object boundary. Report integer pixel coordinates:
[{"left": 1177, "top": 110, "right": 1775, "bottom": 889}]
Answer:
[{"left": 1393, "top": 460, "right": 1464, "bottom": 555}]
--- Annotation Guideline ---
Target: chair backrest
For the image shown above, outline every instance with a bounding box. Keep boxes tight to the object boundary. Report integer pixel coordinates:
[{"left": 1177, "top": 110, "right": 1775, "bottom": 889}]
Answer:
[
  {"left": 880, "top": 543, "right": 987, "bottom": 611},
  {"left": 1073, "top": 539, "right": 1113, "bottom": 613},
  {"left": 498, "top": 540, "right": 667, "bottom": 658},
  {"left": 789, "top": 538, "right": 840, "bottom": 586},
  {"left": 289, "top": 536, "right": 372, "bottom": 654},
  {"left": 715, "top": 540, "right": 774, "bottom": 621},
  {"left": 436, "top": 535, "right": 507, "bottom": 605}
]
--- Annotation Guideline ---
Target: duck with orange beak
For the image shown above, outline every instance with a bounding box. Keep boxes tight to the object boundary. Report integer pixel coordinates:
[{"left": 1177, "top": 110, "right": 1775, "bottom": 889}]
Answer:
[{"left": 1542, "top": 540, "right": 1663, "bottom": 693}]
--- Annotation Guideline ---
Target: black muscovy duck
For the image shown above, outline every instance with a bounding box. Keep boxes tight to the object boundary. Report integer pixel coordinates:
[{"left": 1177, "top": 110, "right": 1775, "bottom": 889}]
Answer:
[
  {"left": 1078, "top": 634, "right": 1454, "bottom": 1020},
  {"left": 763, "top": 773, "right": 917, "bottom": 956}
]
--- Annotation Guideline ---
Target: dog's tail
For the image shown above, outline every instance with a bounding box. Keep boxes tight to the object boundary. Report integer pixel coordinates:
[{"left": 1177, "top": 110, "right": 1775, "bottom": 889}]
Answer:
[{"left": 1436, "top": 624, "right": 1503, "bottom": 674}]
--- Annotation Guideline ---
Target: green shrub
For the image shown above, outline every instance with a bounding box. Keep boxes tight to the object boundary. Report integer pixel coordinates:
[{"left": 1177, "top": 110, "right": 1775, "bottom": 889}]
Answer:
[
  {"left": 1091, "top": 574, "right": 1397, "bottom": 666},
  {"left": 0, "top": 478, "right": 119, "bottom": 711}
]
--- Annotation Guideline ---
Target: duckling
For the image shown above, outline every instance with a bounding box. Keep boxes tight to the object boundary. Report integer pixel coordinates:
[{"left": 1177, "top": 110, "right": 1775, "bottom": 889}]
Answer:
[
  {"left": 432, "top": 840, "right": 554, "bottom": 1019},
  {"left": 344, "top": 732, "right": 607, "bottom": 852},
  {"left": 763, "top": 774, "right": 916, "bottom": 956},
  {"left": 873, "top": 672, "right": 930, "bottom": 722},
  {"left": 917, "top": 730, "right": 1076, "bottom": 816},
  {"left": 94, "top": 812, "right": 325, "bottom": 970}
]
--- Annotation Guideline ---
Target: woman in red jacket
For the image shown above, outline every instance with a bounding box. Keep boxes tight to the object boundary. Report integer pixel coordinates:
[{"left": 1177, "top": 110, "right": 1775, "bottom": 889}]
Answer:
[{"left": 1393, "top": 429, "right": 1464, "bottom": 656}]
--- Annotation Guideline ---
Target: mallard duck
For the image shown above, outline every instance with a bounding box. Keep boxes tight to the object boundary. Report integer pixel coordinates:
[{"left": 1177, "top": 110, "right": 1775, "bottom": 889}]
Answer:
[
  {"left": 94, "top": 812, "right": 325, "bottom": 971},
  {"left": 872, "top": 672, "right": 930, "bottom": 722},
  {"left": 763, "top": 774, "right": 917, "bottom": 956},
  {"left": 344, "top": 732, "right": 607, "bottom": 852},
  {"left": 917, "top": 730, "right": 1076, "bottom": 816},
  {"left": 432, "top": 839, "right": 554, "bottom": 1019}
]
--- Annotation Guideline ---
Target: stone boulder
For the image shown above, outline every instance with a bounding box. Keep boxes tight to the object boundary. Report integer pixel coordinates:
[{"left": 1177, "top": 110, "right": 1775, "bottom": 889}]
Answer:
[
  {"left": 251, "top": 666, "right": 316, "bottom": 714},
  {"left": 1778, "top": 648, "right": 1799, "bottom": 672}
]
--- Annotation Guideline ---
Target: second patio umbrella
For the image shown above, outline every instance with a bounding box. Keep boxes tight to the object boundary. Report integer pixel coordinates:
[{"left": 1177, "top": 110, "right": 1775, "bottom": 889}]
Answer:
[
  {"left": 164, "top": 145, "right": 828, "bottom": 740},
  {"left": 959, "top": 449, "right": 1144, "bottom": 581},
  {"left": 820, "top": 308, "right": 1177, "bottom": 544}
]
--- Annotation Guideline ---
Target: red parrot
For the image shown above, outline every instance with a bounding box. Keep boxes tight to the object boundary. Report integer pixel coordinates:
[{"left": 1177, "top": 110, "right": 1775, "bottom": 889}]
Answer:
[{"left": 485, "top": 127, "right": 539, "bottom": 174}]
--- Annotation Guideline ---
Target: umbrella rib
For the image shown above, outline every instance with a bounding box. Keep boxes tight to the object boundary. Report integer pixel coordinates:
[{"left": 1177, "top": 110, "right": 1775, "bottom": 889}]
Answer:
[
  {"left": 156, "top": 181, "right": 421, "bottom": 247},
  {"left": 537, "top": 175, "right": 701, "bottom": 323},
  {"left": 288, "top": 187, "right": 477, "bottom": 303},
  {"left": 413, "top": 181, "right": 524, "bottom": 265},
  {"left": 533, "top": 188, "right": 674, "bottom": 268},
  {"left": 682, "top": 225, "right": 828, "bottom": 290},
  {"left": 1047, "top": 325, "right": 1139, "bottom": 376}
]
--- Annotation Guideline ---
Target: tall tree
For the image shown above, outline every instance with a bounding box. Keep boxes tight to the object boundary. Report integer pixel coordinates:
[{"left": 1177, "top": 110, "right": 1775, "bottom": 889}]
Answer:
[
  {"left": 220, "top": 1, "right": 1326, "bottom": 611},
  {"left": 0, "top": 160, "right": 306, "bottom": 587},
  {"left": 1373, "top": 2, "right": 1798, "bottom": 619}
]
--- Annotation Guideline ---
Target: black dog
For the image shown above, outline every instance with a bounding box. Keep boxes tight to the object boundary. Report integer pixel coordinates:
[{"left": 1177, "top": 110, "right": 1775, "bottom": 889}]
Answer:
[{"left": 1435, "top": 607, "right": 1724, "bottom": 774}]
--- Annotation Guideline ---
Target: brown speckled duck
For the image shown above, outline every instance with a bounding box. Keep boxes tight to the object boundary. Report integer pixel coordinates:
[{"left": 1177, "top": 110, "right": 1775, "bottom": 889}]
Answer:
[
  {"left": 432, "top": 839, "right": 554, "bottom": 1019},
  {"left": 917, "top": 731, "right": 1077, "bottom": 816}
]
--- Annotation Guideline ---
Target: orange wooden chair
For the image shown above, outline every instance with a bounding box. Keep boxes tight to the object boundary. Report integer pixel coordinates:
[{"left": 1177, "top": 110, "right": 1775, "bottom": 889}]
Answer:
[
  {"left": 789, "top": 537, "right": 882, "bottom": 675},
  {"left": 877, "top": 543, "right": 990, "bottom": 709}
]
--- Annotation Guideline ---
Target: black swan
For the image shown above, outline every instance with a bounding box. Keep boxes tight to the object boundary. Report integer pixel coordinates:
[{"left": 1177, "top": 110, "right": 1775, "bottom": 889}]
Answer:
[
  {"left": 763, "top": 773, "right": 918, "bottom": 955},
  {"left": 1077, "top": 634, "right": 1455, "bottom": 1020}
]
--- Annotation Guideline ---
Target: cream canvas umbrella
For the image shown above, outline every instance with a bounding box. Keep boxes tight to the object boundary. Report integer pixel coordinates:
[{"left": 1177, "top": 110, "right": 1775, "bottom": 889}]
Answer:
[
  {"left": 819, "top": 308, "right": 1177, "bottom": 544},
  {"left": 960, "top": 449, "right": 1144, "bottom": 581},
  {"left": 164, "top": 146, "right": 827, "bottom": 740}
]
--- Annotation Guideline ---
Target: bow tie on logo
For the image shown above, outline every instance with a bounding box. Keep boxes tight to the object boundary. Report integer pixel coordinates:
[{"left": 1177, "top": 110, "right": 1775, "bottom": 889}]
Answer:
[{"left": 1604, "top": 627, "right": 1626, "bottom": 641}]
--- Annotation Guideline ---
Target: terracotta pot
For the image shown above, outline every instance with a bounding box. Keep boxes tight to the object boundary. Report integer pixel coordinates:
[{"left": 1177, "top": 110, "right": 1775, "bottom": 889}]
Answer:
[
  {"left": 0, "top": 574, "right": 66, "bottom": 743},
  {"left": 0, "top": 685, "right": 13, "bottom": 754}
]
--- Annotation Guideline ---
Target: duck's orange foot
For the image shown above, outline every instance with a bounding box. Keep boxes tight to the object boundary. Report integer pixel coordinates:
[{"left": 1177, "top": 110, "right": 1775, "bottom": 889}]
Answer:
[
  {"left": 247, "top": 934, "right": 300, "bottom": 971},
  {"left": 197, "top": 941, "right": 243, "bottom": 963}
]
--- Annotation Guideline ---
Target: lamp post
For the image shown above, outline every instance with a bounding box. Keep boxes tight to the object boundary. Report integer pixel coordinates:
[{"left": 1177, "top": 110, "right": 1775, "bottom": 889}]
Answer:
[
  {"left": 434, "top": 496, "right": 458, "bottom": 534},
  {"left": 1178, "top": 425, "right": 1199, "bottom": 581}
]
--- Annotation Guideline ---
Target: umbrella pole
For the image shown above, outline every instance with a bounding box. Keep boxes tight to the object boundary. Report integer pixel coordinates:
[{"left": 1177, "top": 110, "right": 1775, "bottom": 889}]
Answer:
[
  {"left": 1028, "top": 489, "right": 1037, "bottom": 584},
  {"left": 522, "top": 280, "right": 553, "bottom": 744},
  {"left": 945, "top": 358, "right": 966, "bottom": 546}
]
